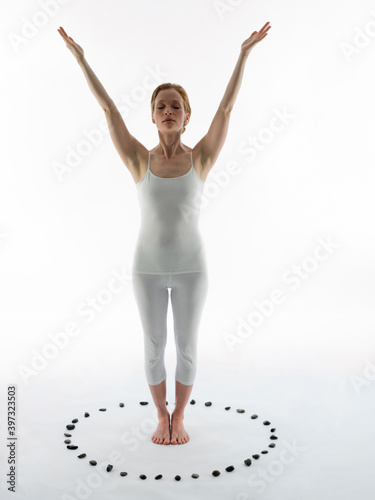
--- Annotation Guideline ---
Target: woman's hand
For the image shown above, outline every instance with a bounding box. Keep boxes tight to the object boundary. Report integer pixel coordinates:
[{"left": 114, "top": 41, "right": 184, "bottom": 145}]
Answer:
[
  {"left": 57, "top": 26, "right": 85, "bottom": 61},
  {"left": 241, "top": 21, "right": 271, "bottom": 56}
]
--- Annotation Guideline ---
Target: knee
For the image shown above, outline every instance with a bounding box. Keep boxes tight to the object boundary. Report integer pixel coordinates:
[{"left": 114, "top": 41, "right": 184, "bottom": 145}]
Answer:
[
  {"left": 144, "top": 350, "right": 166, "bottom": 385},
  {"left": 175, "top": 355, "right": 197, "bottom": 385},
  {"left": 143, "top": 331, "right": 167, "bottom": 353},
  {"left": 175, "top": 336, "right": 197, "bottom": 359},
  {"left": 145, "top": 343, "right": 166, "bottom": 364},
  {"left": 176, "top": 344, "right": 197, "bottom": 372}
]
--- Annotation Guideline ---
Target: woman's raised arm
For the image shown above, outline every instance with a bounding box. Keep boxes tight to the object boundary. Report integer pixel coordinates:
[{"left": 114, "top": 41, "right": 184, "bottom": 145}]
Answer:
[
  {"left": 57, "top": 27, "right": 146, "bottom": 181},
  {"left": 194, "top": 21, "right": 271, "bottom": 181},
  {"left": 57, "top": 26, "right": 113, "bottom": 112}
]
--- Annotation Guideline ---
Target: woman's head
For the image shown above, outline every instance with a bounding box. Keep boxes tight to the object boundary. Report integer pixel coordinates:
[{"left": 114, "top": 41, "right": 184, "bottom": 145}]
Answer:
[{"left": 151, "top": 83, "right": 191, "bottom": 134}]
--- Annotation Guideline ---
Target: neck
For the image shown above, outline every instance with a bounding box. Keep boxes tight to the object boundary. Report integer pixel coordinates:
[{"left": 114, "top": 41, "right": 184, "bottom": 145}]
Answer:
[{"left": 156, "top": 131, "right": 185, "bottom": 159}]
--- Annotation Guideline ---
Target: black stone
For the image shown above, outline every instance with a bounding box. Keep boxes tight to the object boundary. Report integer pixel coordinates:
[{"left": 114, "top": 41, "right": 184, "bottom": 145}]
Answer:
[
  {"left": 263, "top": 420, "right": 270, "bottom": 425},
  {"left": 89, "top": 460, "right": 97, "bottom": 466},
  {"left": 236, "top": 409, "right": 245, "bottom": 413},
  {"left": 139, "top": 402, "right": 148, "bottom": 406},
  {"left": 84, "top": 413, "right": 90, "bottom": 417},
  {"left": 67, "top": 445, "right": 78, "bottom": 450},
  {"left": 106, "top": 464, "right": 113, "bottom": 472},
  {"left": 261, "top": 450, "right": 268, "bottom": 454},
  {"left": 269, "top": 443, "right": 276, "bottom": 448},
  {"left": 64, "top": 433, "right": 71, "bottom": 437},
  {"left": 244, "top": 458, "right": 252, "bottom": 466},
  {"left": 251, "top": 414, "right": 258, "bottom": 419},
  {"left": 77, "top": 453, "right": 86, "bottom": 459},
  {"left": 270, "top": 435, "right": 278, "bottom": 440},
  {"left": 119, "top": 403, "right": 124, "bottom": 408},
  {"left": 72, "top": 419, "right": 78, "bottom": 423},
  {"left": 66, "top": 424, "right": 75, "bottom": 430},
  {"left": 225, "top": 406, "right": 231, "bottom": 410},
  {"left": 64, "top": 439, "right": 71, "bottom": 444},
  {"left": 120, "top": 472, "right": 128, "bottom": 477},
  {"left": 155, "top": 474, "right": 162, "bottom": 480},
  {"left": 190, "top": 399, "right": 196, "bottom": 405},
  {"left": 99, "top": 408, "right": 106, "bottom": 411},
  {"left": 225, "top": 465, "right": 235, "bottom": 472},
  {"left": 140, "top": 474, "right": 147, "bottom": 480},
  {"left": 191, "top": 473, "right": 199, "bottom": 478},
  {"left": 271, "top": 427, "right": 276, "bottom": 432},
  {"left": 212, "top": 470, "right": 220, "bottom": 476},
  {"left": 252, "top": 454, "right": 260, "bottom": 460},
  {"left": 205, "top": 401, "right": 212, "bottom": 407},
  {"left": 175, "top": 475, "right": 181, "bottom": 481}
]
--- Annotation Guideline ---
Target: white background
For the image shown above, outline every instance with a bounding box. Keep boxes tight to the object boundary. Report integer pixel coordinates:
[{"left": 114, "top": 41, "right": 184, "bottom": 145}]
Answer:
[{"left": 1, "top": 0, "right": 374, "bottom": 498}]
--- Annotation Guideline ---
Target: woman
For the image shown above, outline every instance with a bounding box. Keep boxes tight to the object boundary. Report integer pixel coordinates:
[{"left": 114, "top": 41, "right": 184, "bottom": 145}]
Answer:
[{"left": 57, "top": 21, "right": 271, "bottom": 446}]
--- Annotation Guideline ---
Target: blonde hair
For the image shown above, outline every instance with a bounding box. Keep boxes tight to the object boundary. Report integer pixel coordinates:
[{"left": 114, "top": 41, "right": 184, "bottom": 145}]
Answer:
[{"left": 151, "top": 83, "right": 191, "bottom": 134}]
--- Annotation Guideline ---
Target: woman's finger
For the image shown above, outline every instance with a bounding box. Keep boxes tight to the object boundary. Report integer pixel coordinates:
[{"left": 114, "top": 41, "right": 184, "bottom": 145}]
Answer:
[{"left": 259, "top": 21, "right": 271, "bottom": 33}]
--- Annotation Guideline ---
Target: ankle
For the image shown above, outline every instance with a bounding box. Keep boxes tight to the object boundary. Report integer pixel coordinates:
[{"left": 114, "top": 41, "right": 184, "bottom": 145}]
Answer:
[
  {"left": 171, "top": 410, "right": 184, "bottom": 420},
  {"left": 157, "top": 410, "right": 170, "bottom": 421}
]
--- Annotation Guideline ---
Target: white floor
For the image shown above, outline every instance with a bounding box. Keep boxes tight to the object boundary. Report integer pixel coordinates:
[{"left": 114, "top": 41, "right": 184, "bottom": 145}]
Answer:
[{"left": 1, "top": 362, "right": 374, "bottom": 500}]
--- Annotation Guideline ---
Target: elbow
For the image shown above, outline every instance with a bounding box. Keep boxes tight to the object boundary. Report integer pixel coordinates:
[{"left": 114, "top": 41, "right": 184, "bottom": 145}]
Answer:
[
  {"left": 220, "top": 102, "right": 233, "bottom": 115},
  {"left": 103, "top": 100, "right": 116, "bottom": 114}
]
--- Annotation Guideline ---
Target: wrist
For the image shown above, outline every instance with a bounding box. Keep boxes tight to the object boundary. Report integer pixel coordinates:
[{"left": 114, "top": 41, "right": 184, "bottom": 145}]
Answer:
[{"left": 240, "top": 49, "right": 251, "bottom": 58}]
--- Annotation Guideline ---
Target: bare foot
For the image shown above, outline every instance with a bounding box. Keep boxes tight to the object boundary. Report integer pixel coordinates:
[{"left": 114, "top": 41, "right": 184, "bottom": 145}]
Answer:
[
  {"left": 170, "top": 414, "right": 189, "bottom": 445},
  {"left": 152, "top": 415, "right": 171, "bottom": 445}
]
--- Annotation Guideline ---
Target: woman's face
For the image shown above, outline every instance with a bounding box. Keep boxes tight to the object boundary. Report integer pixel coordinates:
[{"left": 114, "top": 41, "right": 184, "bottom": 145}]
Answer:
[{"left": 153, "top": 89, "right": 189, "bottom": 133}]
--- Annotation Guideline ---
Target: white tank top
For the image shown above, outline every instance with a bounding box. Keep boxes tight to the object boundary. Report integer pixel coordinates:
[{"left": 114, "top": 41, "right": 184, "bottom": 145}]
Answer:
[{"left": 132, "top": 151, "right": 208, "bottom": 274}]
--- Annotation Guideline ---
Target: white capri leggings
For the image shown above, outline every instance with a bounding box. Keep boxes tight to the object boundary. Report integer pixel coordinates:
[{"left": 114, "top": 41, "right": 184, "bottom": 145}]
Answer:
[{"left": 132, "top": 272, "right": 209, "bottom": 386}]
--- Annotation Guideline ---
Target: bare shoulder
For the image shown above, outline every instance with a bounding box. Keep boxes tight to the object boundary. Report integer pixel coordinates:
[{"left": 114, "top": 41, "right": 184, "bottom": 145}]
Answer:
[{"left": 104, "top": 105, "right": 149, "bottom": 185}]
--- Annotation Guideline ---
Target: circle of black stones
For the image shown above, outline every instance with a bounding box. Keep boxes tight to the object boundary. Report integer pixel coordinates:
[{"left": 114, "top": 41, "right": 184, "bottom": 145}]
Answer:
[{"left": 63, "top": 400, "right": 278, "bottom": 480}]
